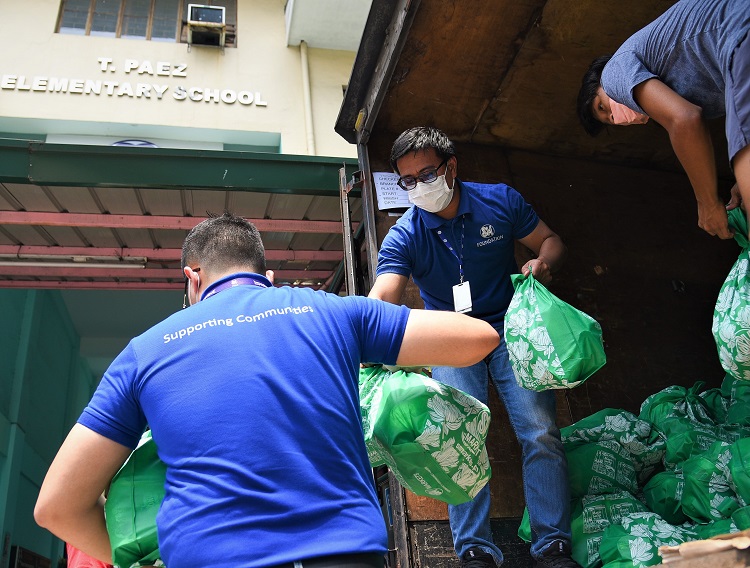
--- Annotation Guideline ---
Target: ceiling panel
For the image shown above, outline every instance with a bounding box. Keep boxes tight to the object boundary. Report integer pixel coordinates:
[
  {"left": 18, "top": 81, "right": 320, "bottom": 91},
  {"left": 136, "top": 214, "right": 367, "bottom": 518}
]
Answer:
[
  {"left": 92, "top": 186, "right": 146, "bottom": 214},
  {"left": 3, "top": 184, "right": 57, "bottom": 211},
  {"left": 0, "top": 183, "right": 359, "bottom": 291},
  {"left": 48, "top": 186, "right": 102, "bottom": 214}
]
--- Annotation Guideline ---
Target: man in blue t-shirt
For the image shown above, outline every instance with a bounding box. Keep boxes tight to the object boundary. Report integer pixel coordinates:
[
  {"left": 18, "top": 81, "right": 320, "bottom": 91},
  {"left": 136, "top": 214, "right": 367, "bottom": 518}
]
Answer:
[
  {"left": 368, "top": 127, "right": 574, "bottom": 568},
  {"left": 34, "top": 213, "right": 500, "bottom": 568},
  {"left": 576, "top": 0, "right": 749, "bottom": 241}
]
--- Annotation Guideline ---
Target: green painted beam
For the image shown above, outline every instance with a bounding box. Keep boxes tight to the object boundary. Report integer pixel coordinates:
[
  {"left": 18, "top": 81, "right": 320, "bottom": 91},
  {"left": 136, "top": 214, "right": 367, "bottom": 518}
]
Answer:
[
  {"left": 0, "top": 138, "right": 360, "bottom": 197},
  {"left": 0, "top": 138, "right": 34, "bottom": 184}
]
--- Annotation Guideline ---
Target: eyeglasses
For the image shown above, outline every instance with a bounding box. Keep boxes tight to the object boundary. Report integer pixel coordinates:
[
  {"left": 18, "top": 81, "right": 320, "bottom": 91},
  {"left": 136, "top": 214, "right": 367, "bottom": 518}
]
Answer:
[
  {"left": 182, "top": 267, "right": 200, "bottom": 309},
  {"left": 397, "top": 159, "right": 448, "bottom": 191}
]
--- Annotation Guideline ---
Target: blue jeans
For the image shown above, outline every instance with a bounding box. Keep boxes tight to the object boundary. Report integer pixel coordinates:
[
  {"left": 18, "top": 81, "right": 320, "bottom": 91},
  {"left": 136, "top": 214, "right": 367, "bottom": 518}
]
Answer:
[{"left": 432, "top": 337, "right": 571, "bottom": 564}]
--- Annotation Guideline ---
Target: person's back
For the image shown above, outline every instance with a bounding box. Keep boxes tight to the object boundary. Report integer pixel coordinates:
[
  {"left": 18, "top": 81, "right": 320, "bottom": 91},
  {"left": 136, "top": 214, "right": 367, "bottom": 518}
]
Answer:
[
  {"left": 602, "top": 0, "right": 749, "bottom": 119},
  {"left": 83, "top": 282, "right": 409, "bottom": 566}
]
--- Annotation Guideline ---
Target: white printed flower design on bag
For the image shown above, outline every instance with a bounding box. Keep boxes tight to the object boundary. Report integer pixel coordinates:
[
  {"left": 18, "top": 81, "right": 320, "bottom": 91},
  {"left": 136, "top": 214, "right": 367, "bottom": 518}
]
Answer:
[
  {"left": 427, "top": 396, "right": 463, "bottom": 432},
  {"left": 713, "top": 246, "right": 750, "bottom": 381}
]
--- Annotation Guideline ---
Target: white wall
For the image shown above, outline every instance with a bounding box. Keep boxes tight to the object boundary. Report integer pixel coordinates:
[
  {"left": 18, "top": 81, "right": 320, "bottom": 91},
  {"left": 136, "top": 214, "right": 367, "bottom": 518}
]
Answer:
[{"left": 0, "top": 0, "right": 357, "bottom": 157}]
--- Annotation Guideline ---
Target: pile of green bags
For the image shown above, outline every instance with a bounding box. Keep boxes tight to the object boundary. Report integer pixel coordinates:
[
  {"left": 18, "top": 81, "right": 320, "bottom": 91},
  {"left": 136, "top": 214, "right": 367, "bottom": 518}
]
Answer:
[
  {"left": 515, "top": 210, "right": 750, "bottom": 567},
  {"left": 359, "top": 365, "right": 491, "bottom": 505},
  {"left": 504, "top": 273, "right": 606, "bottom": 391},
  {"left": 518, "top": 378, "right": 750, "bottom": 568}
]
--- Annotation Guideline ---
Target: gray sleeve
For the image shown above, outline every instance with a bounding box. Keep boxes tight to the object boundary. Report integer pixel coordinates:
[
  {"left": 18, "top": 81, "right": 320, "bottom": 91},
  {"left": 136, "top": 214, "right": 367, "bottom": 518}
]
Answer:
[{"left": 600, "top": 51, "right": 657, "bottom": 114}]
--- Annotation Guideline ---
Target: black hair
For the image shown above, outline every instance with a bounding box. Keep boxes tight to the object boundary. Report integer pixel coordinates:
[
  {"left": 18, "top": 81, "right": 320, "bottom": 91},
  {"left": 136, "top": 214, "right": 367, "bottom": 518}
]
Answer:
[
  {"left": 181, "top": 212, "right": 266, "bottom": 275},
  {"left": 577, "top": 55, "right": 612, "bottom": 137},
  {"left": 389, "top": 126, "right": 456, "bottom": 173}
]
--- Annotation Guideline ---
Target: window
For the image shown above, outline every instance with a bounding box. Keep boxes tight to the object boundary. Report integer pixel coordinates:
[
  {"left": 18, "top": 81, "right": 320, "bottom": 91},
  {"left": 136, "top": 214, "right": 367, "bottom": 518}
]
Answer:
[
  {"left": 57, "top": 0, "right": 236, "bottom": 46},
  {"left": 181, "top": 0, "right": 236, "bottom": 47}
]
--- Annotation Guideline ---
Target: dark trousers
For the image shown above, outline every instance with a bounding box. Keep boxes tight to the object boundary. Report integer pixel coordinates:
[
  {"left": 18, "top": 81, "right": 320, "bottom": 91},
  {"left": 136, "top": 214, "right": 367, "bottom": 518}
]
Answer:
[{"left": 272, "top": 553, "right": 384, "bottom": 568}]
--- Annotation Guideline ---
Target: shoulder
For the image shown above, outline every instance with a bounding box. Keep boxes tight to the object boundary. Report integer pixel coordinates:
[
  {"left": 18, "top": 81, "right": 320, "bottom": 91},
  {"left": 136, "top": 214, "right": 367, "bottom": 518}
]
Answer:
[
  {"left": 462, "top": 180, "right": 523, "bottom": 207},
  {"left": 316, "top": 292, "right": 408, "bottom": 322},
  {"left": 462, "top": 180, "right": 512, "bottom": 195},
  {"left": 603, "top": 50, "right": 646, "bottom": 82}
]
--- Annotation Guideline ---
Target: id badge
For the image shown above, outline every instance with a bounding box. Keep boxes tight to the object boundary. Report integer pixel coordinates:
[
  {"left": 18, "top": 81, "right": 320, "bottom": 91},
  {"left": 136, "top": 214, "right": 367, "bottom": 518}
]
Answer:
[{"left": 453, "top": 281, "right": 472, "bottom": 313}]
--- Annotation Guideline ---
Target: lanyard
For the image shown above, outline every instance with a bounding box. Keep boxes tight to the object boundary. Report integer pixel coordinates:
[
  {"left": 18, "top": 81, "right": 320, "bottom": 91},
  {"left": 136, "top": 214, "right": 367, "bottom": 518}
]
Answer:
[
  {"left": 201, "top": 276, "right": 269, "bottom": 301},
  {"left": 435, "top": 215, "right": 465, "bottom": 283}
]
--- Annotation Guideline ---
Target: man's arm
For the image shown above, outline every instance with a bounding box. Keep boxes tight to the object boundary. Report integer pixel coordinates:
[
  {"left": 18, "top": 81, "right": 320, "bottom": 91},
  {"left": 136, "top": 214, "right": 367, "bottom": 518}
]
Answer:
[
  {"left": 35, "top": 424, "right": 133, "bottom": 563},
  {"left": 633, "top": 78, "right": 732, "bottom": 239},
  {"left": 368, "top": 273, "right": 409, "bottom": 304},
  {"left": 370, "top": 272, "right": 498, "bottom": 366},
  {"left": 396, "top": 310, "right": 499, "bottom": 368},
  {"left": 517, "top": 220, "right": 567, "bottom": 285}
]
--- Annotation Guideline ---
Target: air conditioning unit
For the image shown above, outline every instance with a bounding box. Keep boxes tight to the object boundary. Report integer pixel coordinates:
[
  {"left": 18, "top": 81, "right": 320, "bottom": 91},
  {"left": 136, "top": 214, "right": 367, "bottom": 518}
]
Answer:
[{"left": 187, "top": 4, "right": 226, "bottom": 48}]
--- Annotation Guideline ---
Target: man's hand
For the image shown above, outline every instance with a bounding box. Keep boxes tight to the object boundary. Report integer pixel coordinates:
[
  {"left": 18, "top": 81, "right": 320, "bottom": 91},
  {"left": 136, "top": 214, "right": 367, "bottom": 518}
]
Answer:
[
  {"left": 382, "top": 364, "right": 429, "bottom": 374},
  {"left": 361, "top": 363, "right": 428, "bottom": 374},
  {"left": 522, "top": 258, "right": 552, "bottom": 285},
  {"left": 726, "top": 183, "right": 744, "bottom": 211},
  {"left": 697, "top": 198, "right": 734, "bottom": 239}
]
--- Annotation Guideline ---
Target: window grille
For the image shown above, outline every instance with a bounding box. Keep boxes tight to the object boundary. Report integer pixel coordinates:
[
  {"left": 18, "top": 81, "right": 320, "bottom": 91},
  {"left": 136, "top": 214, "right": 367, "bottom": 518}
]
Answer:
[{"left": 57, "top": 0, "right": 236, "bottom": 46}]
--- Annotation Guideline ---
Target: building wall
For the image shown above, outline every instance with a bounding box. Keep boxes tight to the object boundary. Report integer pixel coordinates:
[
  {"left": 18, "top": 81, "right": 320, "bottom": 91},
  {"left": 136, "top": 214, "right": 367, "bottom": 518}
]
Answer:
[
  {"left": 0, "top": 0, "right": 357, "bottom": 158},
  {"left": 0, "top": 290, "right": 96, "bottom": 565},
  {"left": 308, "top": 46, "right": 358, "bottom": 158}
]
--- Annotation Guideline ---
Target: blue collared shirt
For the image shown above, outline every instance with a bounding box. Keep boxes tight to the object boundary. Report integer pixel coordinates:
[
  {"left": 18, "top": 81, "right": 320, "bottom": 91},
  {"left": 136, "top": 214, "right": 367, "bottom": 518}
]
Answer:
[{"left": 377, "top": 179, "right": 538, "bottom": 327}]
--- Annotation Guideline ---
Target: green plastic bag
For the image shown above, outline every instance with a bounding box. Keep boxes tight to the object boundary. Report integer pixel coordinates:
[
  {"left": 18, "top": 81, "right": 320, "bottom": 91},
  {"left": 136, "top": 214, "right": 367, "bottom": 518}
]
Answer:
[
  {"left": 520, "top": 492, "right": 649, "bottom": 568},
  {"left": 598, "top": 512, "right": 699, "bottom": 568},
  {"left": 642, "top": 470, "right": 687, "bottom": 526},
  {"left": 565, "top": 439, "right": 638, "bottom": 499},
  {"left": 105, "top": 430, "right": 166, "bottom": 568},
  {"left": 713, "top": 207, "right": 750, "bottom": 382},
  {"left": 658, "top": 416, "right": 749, "bottom": 469},
  {"left": 726, "top": 402, "right": 750, "bottom": 426},
  {"left": 722, "top": 372, "right": 750, "bottom": 401},
  {"left": 694, "top": 518, "right": 739, "bottom": 539},
  {"left": 681, "top": 440, "right": 738, "bottom": 523},
  {"left": 561, "top": 408, "right": 666, "bottom": 485},
  {"left": 359, "top": 366, "right": 491, "bottom": 505},
  {"left": 504, "top": 273, "right": 606, "bottom": 391},
  {"left": 729, "top": 437, "right": 750, "bottom": 505},
  {"left": 699, "top": 387, "right": 730, "bottom": 424},
  {"left": 574, "top": 492, "right": 651, "bottom": 568},
  {"left": 639, "top": 382, "right": 715, "bottom": 428}
]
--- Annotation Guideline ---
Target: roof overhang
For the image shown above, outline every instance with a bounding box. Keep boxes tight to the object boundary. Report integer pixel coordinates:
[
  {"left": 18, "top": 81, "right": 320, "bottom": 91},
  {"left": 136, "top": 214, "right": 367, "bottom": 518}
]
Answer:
[
  {"left": 0, "top": 138, "right": 359, "bottom": 195},
  {"left": 0, "top": 138, "right": 360, "bottom": 291}
]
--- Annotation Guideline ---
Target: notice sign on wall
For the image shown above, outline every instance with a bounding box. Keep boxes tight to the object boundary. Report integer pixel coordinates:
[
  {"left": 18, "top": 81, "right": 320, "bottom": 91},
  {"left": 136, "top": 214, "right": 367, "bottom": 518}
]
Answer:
[
  {"left": 373, "top": 172, "right": 411, "bottom": 210},
  {"left": 0, "top": 57, "right": 267, "bottom": 107}
]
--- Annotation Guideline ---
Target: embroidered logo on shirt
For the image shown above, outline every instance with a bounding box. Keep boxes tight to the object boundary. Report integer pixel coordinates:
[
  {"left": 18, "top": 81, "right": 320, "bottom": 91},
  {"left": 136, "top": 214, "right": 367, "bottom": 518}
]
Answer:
[{"left": 477, "top": 224, "right": 504, "bottom": 247}]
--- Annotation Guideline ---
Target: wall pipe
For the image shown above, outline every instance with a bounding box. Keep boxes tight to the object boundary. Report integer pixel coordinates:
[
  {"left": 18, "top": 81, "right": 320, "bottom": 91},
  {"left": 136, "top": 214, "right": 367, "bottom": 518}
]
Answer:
[{"left": 300, "top": 40, "right": 316, "bottom": 155}]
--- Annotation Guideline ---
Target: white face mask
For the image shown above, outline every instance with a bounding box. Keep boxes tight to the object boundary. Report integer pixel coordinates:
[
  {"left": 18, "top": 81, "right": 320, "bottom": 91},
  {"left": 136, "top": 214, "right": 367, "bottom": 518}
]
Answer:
[{"left": 408, "top": 174, "right": 455, "bottom": 213}]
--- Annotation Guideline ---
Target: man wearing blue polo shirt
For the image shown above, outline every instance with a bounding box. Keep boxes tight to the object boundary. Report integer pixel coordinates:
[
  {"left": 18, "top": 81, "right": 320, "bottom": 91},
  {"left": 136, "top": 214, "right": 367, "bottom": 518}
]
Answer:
[
  {"left": 35, "top": 213, "right": 500, "bottom": 568},
  {"left": 368, "top": 127, "right": 577, "bottom": 568}
]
